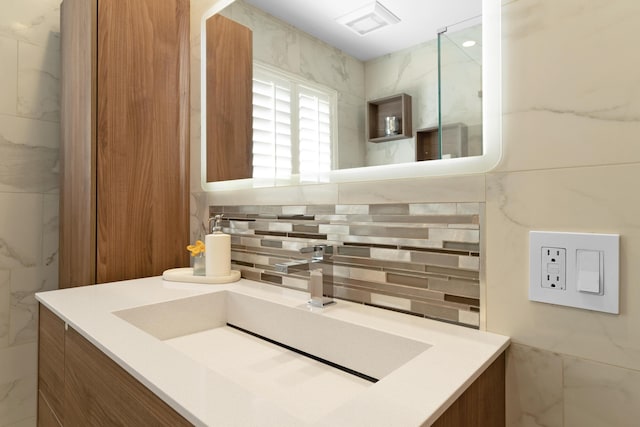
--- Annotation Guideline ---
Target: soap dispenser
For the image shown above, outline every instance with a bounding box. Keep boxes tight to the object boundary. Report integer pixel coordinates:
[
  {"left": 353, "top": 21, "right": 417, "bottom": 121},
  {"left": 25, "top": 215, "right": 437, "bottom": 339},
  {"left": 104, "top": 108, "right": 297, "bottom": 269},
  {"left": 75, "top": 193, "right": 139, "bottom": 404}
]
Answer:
[{"left": 205, "top": 214, "right": 231, "bottom": 277}]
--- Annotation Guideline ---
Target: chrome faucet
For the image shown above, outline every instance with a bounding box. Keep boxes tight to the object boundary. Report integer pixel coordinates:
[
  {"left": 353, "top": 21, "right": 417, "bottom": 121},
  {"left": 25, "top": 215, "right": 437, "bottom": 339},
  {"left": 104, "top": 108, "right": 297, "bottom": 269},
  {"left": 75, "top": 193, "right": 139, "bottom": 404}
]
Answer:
[{"left": 275, "top": 245, "right": 335, "bottom": 307}]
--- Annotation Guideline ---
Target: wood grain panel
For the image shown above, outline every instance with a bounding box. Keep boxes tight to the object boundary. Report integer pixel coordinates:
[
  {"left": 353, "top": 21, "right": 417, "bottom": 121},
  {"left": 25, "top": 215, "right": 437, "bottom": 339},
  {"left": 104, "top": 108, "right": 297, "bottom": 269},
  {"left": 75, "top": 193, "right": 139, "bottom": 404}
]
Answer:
[
  {"left": 431, "top": 352, "right": 506, "bottom": 427},
  {"left": 206, "top": 14, "right": 253, "bottom": 182},
  {"left": 38, "top": 392, "right": 63, "bottom": 427},
  {"left": 38, "top": 305, "right": 65, "bottom": 425},
  {"left": 64, "top": 327, "right": 192, "bottom": 426},
  {"left": 59, "top": 0, "right": 97, "bottom": 288},
  {"left": 96, "top": 0, "right": 190, "bottom": 283}
]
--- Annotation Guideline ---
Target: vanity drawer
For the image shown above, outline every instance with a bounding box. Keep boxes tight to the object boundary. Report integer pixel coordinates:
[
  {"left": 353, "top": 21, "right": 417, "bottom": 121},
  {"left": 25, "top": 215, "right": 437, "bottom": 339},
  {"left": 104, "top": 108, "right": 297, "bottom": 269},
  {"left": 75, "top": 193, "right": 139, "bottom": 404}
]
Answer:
[
  {"left": 38, "top": 304, "right": 192, "bottom": 427},
  {"left": 38, "top": 391, "right": 62, "bottom": 427},
  {"left": 432, "top": 352, "right": 506, "bottom": 427},
  {"left": 38, "top": 304, "right": 65, "bottom": 425}
]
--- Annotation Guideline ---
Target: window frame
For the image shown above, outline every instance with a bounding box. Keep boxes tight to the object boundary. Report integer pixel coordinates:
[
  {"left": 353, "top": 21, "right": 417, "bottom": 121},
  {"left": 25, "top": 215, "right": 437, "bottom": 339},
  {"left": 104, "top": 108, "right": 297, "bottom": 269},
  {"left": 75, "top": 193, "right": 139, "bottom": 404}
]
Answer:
[{"left": 252, "top": 62, "right": 338, "bottom": 184}]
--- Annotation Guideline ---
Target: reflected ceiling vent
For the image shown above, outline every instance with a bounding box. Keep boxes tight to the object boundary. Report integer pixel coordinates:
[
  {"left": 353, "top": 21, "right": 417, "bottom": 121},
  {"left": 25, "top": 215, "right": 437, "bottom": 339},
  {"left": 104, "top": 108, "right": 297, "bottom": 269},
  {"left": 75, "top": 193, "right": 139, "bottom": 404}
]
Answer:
[{"left": 336, "top": 1, "right": 401, "bottom": 36}]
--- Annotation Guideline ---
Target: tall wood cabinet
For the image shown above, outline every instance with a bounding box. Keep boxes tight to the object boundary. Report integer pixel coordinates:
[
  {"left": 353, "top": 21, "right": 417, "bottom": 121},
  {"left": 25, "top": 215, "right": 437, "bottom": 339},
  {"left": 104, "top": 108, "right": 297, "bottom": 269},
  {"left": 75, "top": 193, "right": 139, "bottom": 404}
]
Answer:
[
  {"left": 206, "top": 14, "right": 253, "bottom": 182},
  {"left": 59, "top": 0, "right": 190, "bottom": 288}
]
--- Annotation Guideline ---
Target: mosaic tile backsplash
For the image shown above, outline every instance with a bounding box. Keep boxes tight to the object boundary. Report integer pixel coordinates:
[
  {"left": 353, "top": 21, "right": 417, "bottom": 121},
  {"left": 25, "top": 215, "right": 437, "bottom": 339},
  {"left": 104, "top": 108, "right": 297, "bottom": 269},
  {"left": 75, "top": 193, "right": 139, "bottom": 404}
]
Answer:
[{"left": 209, "top": 203, "right": 482, "bottom": 328}]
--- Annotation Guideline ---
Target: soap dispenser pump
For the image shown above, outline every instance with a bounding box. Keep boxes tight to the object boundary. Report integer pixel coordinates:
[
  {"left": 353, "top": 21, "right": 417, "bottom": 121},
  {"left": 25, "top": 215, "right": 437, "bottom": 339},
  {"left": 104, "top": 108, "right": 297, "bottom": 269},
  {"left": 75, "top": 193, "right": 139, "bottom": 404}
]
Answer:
[{"left": 205, "top": 214, "right": 231, "bottom": 277}]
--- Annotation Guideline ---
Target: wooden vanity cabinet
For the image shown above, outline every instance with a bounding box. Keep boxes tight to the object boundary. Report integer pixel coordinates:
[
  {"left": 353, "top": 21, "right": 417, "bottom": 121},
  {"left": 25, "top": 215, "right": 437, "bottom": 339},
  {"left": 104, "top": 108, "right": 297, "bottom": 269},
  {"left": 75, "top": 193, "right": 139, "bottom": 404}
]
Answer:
[
  {"left": 38, "top": 305, "right": 191, "bottom": 427},
  {"left": 38, "top": 306, "right": 65, "bottom": 426},
  {"left": 59, "top": 0, "right": 190, "bottom": 288},
  {"left": 38, "top": 303, "right": 504, "bottom": 426},
  {"left": 431, "top": 352, "right": 505, "bottom": 427}
]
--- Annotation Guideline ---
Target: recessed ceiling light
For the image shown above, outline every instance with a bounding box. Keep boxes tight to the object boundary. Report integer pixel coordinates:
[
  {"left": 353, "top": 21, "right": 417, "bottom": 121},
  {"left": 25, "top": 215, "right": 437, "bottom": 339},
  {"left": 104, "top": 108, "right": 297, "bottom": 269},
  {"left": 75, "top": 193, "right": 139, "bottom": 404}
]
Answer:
[
  {"left": 336, "top": 1, "right": 400, "bottom": 36},
  {"left": 462, "top": 40, "right": 476, "bottom": 47}
]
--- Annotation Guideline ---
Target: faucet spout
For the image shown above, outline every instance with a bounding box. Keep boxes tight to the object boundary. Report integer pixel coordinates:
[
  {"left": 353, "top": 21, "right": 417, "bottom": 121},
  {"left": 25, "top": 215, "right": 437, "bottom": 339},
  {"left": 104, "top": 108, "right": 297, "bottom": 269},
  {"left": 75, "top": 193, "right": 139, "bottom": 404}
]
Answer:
[
  {"left": 274, "top": 259, "right": 318, "bottom": 274},
  {"left": 274, "top": 244, "right": 335, "bottom": 307}
]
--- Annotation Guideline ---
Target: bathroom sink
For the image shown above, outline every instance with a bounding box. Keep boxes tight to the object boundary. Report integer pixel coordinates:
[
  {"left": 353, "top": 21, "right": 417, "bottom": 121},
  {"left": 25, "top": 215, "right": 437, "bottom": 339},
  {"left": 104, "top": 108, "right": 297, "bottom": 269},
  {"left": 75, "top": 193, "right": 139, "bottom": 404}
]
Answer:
[
  {"left": 114, "top": 291, "right": 429, "bottom": 379},
  {"left": 114, "top": 290, "right": 430, "bottom": 423}
]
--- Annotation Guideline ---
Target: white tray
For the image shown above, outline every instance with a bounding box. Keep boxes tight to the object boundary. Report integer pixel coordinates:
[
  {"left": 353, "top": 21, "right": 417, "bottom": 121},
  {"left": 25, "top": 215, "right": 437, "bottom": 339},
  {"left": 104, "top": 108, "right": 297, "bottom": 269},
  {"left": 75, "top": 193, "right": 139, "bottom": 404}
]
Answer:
[{"left": 162, "top": 267, "right": 241, "bottom": 284}]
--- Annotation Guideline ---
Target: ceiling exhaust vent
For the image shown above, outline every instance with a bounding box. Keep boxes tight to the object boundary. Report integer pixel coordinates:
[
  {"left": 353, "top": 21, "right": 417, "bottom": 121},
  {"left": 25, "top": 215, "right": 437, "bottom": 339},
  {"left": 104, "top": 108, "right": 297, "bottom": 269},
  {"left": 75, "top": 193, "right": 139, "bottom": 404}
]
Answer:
[{"left": 336, "top": 1, "right": 400, "bottom": 36}]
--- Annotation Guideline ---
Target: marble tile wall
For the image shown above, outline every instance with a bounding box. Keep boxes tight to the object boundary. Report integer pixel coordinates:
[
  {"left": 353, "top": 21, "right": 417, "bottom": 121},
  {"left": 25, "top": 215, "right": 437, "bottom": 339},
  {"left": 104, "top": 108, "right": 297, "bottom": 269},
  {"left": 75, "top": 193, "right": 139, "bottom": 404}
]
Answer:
[
  {"left": 492, "top": 0, "right": 640, "bottom": 424},
  {"left": 0, "top": 1, "right": 60, "bottom": 426},
  {"left": 506, "top": 343, "right": 640, "bottom": 427},
  {"left": 207, "top": 203, "right": 483, "bottom": 328}
]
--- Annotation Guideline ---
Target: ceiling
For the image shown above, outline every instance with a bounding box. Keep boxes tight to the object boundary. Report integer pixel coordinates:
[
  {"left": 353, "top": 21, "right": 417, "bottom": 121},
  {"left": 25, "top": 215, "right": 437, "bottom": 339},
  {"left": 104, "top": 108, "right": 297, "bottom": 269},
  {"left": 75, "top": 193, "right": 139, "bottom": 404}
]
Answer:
[{"left": 244, "top": 0, "right": 482, "bottom": 61}]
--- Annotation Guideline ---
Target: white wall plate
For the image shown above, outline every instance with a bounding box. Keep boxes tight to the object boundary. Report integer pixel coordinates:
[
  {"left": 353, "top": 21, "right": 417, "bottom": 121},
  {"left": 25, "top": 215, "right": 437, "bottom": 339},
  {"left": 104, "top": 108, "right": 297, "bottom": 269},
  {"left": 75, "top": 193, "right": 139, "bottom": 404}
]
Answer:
[{"left": 529, "top": 231, "right": 619, "bottom": 314}]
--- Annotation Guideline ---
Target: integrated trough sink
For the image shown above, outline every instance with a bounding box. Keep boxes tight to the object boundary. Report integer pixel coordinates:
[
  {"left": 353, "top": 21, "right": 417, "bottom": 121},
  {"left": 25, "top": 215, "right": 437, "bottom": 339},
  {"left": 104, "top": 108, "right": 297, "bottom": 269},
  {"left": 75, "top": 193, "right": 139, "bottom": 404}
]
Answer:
[{"left": 113, "top": 290, "right": 431, "bottom": 423}]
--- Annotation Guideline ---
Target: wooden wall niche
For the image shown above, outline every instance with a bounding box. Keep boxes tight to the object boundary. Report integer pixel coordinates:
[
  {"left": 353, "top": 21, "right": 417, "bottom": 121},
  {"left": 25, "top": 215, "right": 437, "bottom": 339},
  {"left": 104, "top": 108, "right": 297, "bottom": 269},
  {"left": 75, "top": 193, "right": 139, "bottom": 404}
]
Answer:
[
  {"left": 206, "top": 14, "right": 253, "bottom": 182},
  {"left": 59, "top": 0, "right": 190, "bottom": 287},
  {"left": 367, "top": 93, "right": 412, "bottom": 142},
  {"left": 416, "top": 123, "right": 468, "bottom": 161}
]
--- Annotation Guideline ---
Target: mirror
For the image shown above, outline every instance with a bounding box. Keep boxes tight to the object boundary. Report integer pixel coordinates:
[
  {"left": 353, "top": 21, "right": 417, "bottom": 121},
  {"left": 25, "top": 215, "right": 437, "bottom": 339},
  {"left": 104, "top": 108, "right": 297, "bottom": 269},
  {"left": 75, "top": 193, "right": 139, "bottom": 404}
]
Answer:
[{"left": 194, "top": 0, "right": 501, "bottom": 190}]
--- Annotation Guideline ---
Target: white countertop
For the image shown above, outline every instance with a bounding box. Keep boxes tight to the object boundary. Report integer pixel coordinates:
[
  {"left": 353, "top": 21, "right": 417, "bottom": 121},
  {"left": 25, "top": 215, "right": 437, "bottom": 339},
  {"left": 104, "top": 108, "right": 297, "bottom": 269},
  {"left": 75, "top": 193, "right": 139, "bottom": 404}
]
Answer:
[{"left": 36, "top": 277, "right": 509, "bottom": 426}]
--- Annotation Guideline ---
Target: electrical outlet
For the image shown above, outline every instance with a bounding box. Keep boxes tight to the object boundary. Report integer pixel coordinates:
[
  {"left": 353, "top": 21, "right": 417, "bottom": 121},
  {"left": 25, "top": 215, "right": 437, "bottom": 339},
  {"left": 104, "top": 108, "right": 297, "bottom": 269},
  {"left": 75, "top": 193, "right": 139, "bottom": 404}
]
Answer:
[{"left": 541, "top": 246, "right": 566, "bottom": 290}]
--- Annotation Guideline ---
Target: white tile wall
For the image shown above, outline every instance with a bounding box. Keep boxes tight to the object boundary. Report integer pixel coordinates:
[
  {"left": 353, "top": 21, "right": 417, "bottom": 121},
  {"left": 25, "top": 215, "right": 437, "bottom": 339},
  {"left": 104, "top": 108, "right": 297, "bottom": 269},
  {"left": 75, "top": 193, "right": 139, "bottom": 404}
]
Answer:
[
  {"left": 0, "top": 271, "right": 10, "bottom": 350},
  {"left": 0, "top": 0, "right": 60, "bottom": 48},
  {"left": 0, "top": 343, "right": 38, "bottom": 427},
  {"left": 0, "top": 1, "right": 59, "bottom": 425},
  {"left": 0, "top": 193, "right": 44, "bottom": 270},
  {"left": 10, "top": 266, "right": 57, "bottom": 346},
  {"left": 0, "top": 37, "right": 18, "bottom": 116},
  {"left": 564, "top": 356, "right": 640, "bottom": 427},
  {"left": 506, "top": 343, "right": 563, "bottom": 427},
  {"left": 507, "top": 343, "right": 640, "bottom": 427},
  {"left": 17, "top": 41, "right": 60, "bottom": 122}
]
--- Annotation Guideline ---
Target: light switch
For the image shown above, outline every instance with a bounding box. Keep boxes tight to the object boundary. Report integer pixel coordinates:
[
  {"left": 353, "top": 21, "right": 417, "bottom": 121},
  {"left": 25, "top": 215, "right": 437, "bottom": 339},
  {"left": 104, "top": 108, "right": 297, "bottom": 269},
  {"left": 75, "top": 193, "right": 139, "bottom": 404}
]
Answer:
[{"left": 576, "top": 249, "right": 602, "bottom": 294}]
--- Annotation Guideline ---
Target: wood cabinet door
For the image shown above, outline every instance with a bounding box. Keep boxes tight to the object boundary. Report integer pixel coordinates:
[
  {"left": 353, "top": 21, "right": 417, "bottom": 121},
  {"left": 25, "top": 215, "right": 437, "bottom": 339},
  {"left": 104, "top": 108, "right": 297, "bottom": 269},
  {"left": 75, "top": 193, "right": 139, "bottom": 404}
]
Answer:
[
  {"left": 64, "top": 327, "right": 191, "bottom": 426},
  {"left": 206, "top": 14, "right": 253, "bottom": 182},
  {"left": 38, "top": 392, "right": 62, "bottom": 427},
  {"left": 38, "top": 305, "right": 66, "bottom": 425},
  {"left": 60, "top": 0, "right": 190, "bottom": 287},
  {"left": 431, "top": 352, "right": 505, "bottom": 427},
  {"left": 38, "top": 305, "right": 191, "bottom": 426},
  {"left": 96, "top": 0, "right": 190, "bottom": 283},
  {"left": 59, "top": 0, "right": 97, "bottom": 288}
]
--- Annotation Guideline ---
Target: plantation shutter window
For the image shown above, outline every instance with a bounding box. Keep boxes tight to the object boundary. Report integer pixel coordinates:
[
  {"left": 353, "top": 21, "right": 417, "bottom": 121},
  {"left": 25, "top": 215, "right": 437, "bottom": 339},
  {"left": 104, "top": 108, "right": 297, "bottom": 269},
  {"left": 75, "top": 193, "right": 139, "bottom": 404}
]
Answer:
[
  {"left": 298, "top": 87, "right": 332, "bottom": 182},
  {"left": 251, "top": 75, "right": 292, "bottom": 181},
  {"left": 251, "top": 64, "right": 336, "bottom": 184}
]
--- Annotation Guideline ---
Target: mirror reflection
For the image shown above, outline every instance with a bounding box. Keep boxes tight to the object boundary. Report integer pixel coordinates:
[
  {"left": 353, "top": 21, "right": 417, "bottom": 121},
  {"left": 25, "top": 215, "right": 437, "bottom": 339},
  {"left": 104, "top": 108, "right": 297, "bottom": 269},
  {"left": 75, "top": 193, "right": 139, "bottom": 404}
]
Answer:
[{"left": 200, "top": 0, "right": 485, "bottom": 184}]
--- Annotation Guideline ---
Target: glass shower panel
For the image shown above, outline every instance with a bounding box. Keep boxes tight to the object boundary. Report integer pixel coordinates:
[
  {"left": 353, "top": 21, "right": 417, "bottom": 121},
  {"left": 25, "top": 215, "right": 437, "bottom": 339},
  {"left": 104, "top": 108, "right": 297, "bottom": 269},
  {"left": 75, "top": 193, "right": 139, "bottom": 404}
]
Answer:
[{"left": 438, "top": 17, "right": 483, "bottom": 160}]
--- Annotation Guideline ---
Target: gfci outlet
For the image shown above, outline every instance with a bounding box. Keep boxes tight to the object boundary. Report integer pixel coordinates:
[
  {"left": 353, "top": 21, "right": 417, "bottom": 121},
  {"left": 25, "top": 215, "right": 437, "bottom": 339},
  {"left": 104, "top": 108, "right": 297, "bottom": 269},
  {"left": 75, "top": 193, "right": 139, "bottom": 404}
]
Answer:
[
  {"left": 541, "top": 247, "right": 566, "bottom": 290},
  {"left": 529, "top": 231, "right": 620, "bottom": 314}
]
